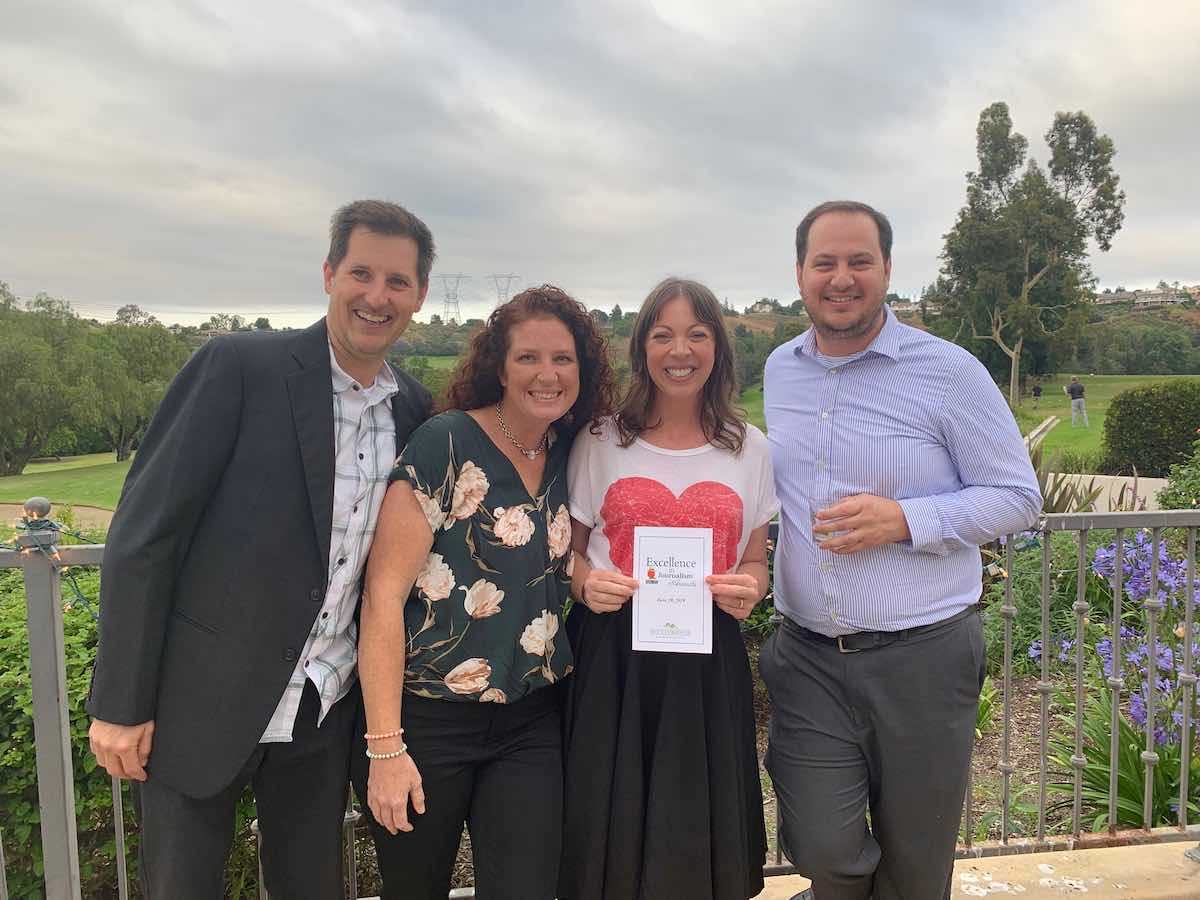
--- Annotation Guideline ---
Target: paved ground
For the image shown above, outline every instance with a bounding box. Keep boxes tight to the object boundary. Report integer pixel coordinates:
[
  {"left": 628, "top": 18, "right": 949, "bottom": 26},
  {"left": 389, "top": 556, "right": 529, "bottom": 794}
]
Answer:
[
  {"left": 753, "top": 842, "right": 1200, "bottom": 898},
  {"left": 0, "top": 502, "right": 113, "bottom": 530}
]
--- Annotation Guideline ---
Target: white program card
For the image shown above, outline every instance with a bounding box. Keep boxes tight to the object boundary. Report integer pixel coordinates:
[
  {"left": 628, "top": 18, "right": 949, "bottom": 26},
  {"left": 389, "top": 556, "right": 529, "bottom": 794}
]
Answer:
[{"left": 631, "top": 526, "right": 713, "bottom": 654}]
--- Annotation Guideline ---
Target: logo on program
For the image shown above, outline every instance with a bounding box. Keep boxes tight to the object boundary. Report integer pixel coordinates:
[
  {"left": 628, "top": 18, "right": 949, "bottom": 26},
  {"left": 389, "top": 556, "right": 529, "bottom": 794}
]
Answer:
[{"left": 646, "top": 566, "right": 657, "bottom": 583}]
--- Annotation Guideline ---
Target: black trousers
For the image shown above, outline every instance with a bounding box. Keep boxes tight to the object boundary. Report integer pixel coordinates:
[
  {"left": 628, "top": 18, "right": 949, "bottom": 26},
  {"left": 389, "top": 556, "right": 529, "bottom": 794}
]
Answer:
[
  {"left": 352, "top": 687, "right": 563, "bottom": 900},
  {"left": 760, "top": 608, "right": 985, "bottom": 900},
  {"left": 135, "top": 680, "right": 356, "bottom": 899}
]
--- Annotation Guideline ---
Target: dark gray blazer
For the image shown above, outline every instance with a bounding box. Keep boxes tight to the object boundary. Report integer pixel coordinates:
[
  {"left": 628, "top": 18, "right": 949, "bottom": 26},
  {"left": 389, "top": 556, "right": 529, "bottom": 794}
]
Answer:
[{"left": 87, "top": 319, "right": 432, "bottom": 798}]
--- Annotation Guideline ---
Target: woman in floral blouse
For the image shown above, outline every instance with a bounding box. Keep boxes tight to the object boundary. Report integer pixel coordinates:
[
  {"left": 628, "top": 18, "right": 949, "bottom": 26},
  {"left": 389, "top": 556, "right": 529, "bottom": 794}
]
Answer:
[{"left": 355, "top": 285, "right": 615, "bottom": 899}]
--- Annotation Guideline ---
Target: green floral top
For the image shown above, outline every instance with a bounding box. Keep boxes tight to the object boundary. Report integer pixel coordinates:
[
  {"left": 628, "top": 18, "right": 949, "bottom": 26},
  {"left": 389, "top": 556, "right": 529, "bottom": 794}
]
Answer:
[{"left": 390, "top": 410, "right": 574, "bottom": 703}]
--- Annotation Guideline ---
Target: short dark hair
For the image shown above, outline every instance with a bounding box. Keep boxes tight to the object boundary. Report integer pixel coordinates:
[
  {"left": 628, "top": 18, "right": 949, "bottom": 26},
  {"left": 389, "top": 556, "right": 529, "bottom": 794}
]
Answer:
[
  {"left": 795, "top": 200, "right": 893, "bottom": 265},
  {"left": 443, "top": 284, "right": 616, "bottom": 439},
  {"left": 327, "top": 200, "right": 436, "bottom": 288}
]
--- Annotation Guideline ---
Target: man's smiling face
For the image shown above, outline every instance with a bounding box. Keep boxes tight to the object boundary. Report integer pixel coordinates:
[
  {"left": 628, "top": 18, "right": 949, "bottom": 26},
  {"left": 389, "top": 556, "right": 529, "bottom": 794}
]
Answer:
[
  {"left": 323, "top": 225, "right": 427, "bottom": 382},
  {"left": 797, "top": 210, "right": 892, "bottom": 355}
]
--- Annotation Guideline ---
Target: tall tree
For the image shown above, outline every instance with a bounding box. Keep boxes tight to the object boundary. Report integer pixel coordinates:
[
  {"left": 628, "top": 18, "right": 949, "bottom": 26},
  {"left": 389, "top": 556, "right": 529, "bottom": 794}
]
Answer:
[
  {"left": 91, "top": 322, "right": 190, "bottom": 460},
  {"left": 0, "top": 297, "right": 100, "bottom": 475},
  {"left": 937, "top": 102, "right": 1125, "bottom": 405},
  {"left": 115, "top": 303, "right": 159, "bottom": 326}
]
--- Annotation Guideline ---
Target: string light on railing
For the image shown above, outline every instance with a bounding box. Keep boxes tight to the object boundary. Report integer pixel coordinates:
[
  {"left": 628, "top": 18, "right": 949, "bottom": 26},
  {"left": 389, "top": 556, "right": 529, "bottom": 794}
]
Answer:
[{"left": 13, "top": 497, "right": 101, "bottom": 622}]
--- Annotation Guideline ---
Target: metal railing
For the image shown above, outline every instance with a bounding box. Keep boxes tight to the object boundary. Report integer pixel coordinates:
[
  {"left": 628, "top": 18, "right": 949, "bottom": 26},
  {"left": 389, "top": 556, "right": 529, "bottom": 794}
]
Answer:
[{"left": 6, "top": 510, "right": 1200, "bottom": 897}]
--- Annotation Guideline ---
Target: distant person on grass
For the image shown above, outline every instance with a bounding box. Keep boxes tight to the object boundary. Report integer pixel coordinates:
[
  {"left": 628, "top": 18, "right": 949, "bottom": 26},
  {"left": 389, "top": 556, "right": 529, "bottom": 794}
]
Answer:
[
  {"left": 761, "top": 200, "right": 1042, "bottom": 899},
  {"left": 1065, "top": 376, "right": 1088, "bottom": 427},
  {"left": 86, "top": 200, "right": 435, "bottom": 898},
  {"left": 1032, "top": 381, "right": 1042, "bottom": 407}
]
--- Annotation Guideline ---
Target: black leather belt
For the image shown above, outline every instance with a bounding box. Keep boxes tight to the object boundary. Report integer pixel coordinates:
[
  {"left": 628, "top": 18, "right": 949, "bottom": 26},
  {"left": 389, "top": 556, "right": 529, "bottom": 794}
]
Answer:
[{"left": 781, "top": 605, "right": 979, "bottom": 654}]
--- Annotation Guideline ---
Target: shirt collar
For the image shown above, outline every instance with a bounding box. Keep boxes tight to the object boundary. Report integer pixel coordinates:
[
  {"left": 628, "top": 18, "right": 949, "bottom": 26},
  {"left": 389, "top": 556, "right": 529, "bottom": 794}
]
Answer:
[
  {"left": 328, "top": 341, "right": 400, "bottom": 402},
  {"left": 794, "top": 304, "right": 903, "bottom": 362}
]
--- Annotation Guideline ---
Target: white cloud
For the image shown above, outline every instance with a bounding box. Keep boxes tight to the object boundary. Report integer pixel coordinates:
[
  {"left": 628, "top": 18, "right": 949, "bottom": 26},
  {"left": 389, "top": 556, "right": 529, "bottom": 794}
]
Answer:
[{"left": 0, "top": 0, "right": 1196, "bottom": 326}]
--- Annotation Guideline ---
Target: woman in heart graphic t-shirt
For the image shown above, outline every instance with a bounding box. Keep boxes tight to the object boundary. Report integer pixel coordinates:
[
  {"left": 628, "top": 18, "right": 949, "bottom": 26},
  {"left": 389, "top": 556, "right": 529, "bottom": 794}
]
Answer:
[{"left": 558, "top": 278, "right": 780, "bottom": 900}]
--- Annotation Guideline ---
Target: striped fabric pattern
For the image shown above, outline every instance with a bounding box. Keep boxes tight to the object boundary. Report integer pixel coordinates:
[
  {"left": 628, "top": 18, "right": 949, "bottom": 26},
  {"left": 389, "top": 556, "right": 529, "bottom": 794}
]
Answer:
[
  {"left": 260, "top": 346, "right": 399, "bottom": 742},
  {"left": 763, "top": 307, "right": 1041, "bottom": 637}
]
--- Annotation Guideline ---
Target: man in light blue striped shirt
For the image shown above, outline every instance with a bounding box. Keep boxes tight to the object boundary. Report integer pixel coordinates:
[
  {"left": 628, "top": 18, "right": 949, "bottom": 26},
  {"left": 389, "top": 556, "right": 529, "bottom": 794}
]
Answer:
[{"left": 760, "top": 201, "right": 1041, "bottom": 900}]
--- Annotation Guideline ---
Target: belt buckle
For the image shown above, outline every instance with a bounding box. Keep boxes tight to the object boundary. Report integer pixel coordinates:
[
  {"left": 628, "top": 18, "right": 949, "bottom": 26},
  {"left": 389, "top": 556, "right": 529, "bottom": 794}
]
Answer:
[{"left": 836, "top": 635, "right": 861, "bottom": 654}]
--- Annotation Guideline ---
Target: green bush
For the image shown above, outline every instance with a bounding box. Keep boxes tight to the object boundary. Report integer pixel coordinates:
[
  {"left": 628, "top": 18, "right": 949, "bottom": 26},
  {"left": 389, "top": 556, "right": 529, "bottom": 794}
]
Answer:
[
  {"left": 1055, "top": 448, "right": 1104, "bottom": 475},
  {"left": 1158, "top": 438, "right": 1200, "bottom": 510},
  {"left": 1100, "top": 379, "right": 1200, "bottom": 477},
  {"left": 0, "top": 568, "right": 138, "bottom": 898},
  {"left": 0, "top": 568, "right": 261, "bottom": 897}
]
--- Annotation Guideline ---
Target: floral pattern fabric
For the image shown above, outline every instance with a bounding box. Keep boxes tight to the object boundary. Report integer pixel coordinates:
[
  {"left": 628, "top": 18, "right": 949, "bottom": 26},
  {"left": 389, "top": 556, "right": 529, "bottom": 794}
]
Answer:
[{"left": 389, "top": 410, "right": 574, "bottom": 702}]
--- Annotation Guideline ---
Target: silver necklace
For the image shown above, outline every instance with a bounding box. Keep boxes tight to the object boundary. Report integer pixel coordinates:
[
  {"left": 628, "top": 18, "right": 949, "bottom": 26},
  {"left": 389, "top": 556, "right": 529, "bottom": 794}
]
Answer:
[{"left": 495, "top": 404, "right": 547, "bottom": 460}]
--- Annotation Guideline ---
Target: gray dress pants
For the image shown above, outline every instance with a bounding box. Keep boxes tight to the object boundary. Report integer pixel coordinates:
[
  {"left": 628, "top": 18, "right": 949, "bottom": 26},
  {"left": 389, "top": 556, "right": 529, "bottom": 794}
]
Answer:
[{"left": 761, "top": 608, "right": 985, "bottom": 900}]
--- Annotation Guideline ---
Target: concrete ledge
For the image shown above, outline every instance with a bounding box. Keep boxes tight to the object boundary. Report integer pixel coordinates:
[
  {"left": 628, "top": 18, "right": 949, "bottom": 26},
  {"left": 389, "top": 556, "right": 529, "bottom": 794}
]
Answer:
[{"left": 753, "top": 842, "right": 1200, "bottom": 898}]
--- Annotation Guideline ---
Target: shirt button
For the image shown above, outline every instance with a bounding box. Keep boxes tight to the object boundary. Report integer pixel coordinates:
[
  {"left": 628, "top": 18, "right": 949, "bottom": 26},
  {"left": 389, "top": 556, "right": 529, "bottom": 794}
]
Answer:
[
  {"left": 820, "top": 562, "right": 832, "bottom": 572},
  {"left": 830, "top": 368, "right": 839, "bottom": 375},
  {"left": 283, "top": 648, "right": 299, "bottom": 662},
  {"left": 816, "top": 461, "right": 826, "bottom": 471},
  {"left": 352, "top": 505, "right": 359, "bottom": 513},
  {"left": 821, "top": 410, "right": 830, "bottom": 419},
  {"left": 310, "top": 588, "right": 322, "bottom": 602},
  {"left": 321, "top": 612, "right": 329, "bottom": 619},
  {"left": 358, "top": 453, "right": 364, "bottom": 460},
  {"left": 352, "top": 384, "right": 360, "bottom": 391},
  {"left": 337, "top": 557, "right": 346, "bottom": 567},
  {"left": 830, "top": 611, "right": 839, "bottom": 622}
]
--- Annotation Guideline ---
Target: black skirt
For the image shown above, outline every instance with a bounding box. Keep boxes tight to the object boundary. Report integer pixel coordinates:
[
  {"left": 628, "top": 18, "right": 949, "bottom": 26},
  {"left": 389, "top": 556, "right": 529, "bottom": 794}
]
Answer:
[{"left": 559, "top": 603, "right": 766, "bottom": 900}]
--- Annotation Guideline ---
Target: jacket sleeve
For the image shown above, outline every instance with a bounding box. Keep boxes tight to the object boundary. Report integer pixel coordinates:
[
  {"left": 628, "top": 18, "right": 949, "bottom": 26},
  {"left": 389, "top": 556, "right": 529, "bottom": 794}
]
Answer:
[{"left": 87, "top": 337, "right": 244, "bottom": 725}]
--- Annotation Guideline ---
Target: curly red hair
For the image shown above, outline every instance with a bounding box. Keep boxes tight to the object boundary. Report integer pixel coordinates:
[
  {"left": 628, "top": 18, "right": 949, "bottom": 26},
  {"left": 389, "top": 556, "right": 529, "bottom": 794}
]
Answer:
[{"left": 443, "top": 284, "right": 616, "bottom": 438}]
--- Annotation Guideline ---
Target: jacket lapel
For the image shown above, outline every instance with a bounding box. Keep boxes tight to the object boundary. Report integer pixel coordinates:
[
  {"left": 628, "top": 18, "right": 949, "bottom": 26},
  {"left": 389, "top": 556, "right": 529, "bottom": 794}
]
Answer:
[{"left": 287, "top": 320, "right": 335, "bottom": 571}]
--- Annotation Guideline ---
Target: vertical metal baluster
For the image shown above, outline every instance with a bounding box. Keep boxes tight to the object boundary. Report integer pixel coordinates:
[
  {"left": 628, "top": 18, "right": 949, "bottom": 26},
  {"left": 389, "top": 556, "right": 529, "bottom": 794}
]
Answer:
[
  {"left": 963, "top": 762, "right": 974, "bottom": 851},
  {"left": 255, "top": 819, "right": 268, "bottom": 900},
  {"left": 1000, "top": 536, "right": 1016, "bottom": 842},
  {"left": 774, "top": 800, "right": 782, "bottom": 866},
  {"left": 1037, "top": 526, "right": 1052, "bottom": 840},
  {"left": 111, "top": 776, "right": 129, "bottom": 900},
  {"left": 345, "top": 788, "right": 359, "bottom": 900},
  {"left": 1109, "top": 528, "right": 1126, "bottom": 834},
  {"left": 1180, "top": 528, "right": 1197, "bottom": 829},
  {"left": 1143, "top": 528, "right": 1164, "bottom": 829},
  {"left": 1, "top": 827, "right": 9, "bottom": 900},
  {"left": 1072, "top": 529, "right": 1090, "bottom": 838}
]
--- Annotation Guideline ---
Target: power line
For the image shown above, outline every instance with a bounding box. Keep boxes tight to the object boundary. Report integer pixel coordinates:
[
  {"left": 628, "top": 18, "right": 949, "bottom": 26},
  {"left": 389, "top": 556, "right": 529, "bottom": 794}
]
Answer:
[{"left": 436, "top": 274, "right": 470, "bottom": 325}]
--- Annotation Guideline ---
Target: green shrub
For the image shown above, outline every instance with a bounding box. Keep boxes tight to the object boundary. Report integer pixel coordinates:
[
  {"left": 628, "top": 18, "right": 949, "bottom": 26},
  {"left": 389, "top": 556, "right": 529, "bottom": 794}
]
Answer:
[
  {"left": 0, "top": 568, "right": 262, "bottom": 897},
  {"left": 0, "top": 568, "right": 138, "bottom": 898},
  {"left": 1055, "top": 448, "right": 1104, "bottom": 475},
  {"left": 1049, "top": 688, "right": 1200, "bottom": 830},
  {"left": 1158, "top": 438, "right": 1200, "bottom": 510},
  {"left": 1100, "top": 379, "right": 1200, "bottom": 477}
]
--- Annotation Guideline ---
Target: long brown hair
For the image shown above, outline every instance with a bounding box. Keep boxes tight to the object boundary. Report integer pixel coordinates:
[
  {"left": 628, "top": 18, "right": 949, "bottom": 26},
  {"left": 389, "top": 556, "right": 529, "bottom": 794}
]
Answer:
[
  {"left": 615, "top": 277, "right": 746, "bottom": 453},
  {"left": 443, "top": 284, "right": 615, "bottom": 438}
]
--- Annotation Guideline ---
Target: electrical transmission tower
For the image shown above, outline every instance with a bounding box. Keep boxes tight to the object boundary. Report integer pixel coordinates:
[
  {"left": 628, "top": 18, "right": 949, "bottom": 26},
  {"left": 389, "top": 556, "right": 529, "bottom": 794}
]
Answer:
[
  {"left": 437, "top": 274, "right": 469, "bottom": 325},
  {"left": 488, "top": 274, "right": 520, "bottom": 307}
]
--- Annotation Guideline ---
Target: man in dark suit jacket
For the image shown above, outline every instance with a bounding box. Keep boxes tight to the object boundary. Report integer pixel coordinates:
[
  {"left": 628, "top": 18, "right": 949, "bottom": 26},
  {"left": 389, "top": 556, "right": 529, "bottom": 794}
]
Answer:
[{"left": 86, "top": 199, "right": 436, "bottom": 898}]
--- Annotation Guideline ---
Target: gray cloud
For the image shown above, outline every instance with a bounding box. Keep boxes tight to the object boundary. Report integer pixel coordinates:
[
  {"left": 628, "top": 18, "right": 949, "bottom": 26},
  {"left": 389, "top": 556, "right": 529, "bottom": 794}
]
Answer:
[{"left": 1, "top": 0, "right": 1196, "bottom": 326}]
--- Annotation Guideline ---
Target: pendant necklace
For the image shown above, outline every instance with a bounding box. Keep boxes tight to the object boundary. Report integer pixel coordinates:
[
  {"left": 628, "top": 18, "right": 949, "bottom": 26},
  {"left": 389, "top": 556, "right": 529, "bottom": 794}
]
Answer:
[{"left": 495, "top": 404, "right": 547, "bottom": 460}]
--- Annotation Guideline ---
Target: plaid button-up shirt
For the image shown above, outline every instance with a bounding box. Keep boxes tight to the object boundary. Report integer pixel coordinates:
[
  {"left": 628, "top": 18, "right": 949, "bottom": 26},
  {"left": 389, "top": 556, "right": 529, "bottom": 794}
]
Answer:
[{"left": 260, "top": 345, "right": 399, "bottom": 742}]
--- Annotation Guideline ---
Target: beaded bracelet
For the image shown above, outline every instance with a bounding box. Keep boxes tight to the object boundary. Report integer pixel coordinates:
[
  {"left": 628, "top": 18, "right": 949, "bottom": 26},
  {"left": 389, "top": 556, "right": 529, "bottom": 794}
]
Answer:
[
  {"left": 364, "top": 728, "right": 404, "bottom": 741},
  {"left": 365, "top": 743, "right": 408, "bottom": 760}
]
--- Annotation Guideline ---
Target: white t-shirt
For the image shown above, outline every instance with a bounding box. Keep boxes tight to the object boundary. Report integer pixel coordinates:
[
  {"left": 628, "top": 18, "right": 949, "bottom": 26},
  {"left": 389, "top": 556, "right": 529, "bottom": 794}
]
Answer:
[{"left": 567, "top": 418, "right": 781, "bottom": 577}]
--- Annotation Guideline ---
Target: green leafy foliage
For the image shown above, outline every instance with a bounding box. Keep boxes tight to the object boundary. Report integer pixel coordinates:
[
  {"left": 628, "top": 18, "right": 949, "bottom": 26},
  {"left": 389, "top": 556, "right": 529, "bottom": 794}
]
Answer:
[
  {"left": 1049, "top": 688, "right": 1200, "bottom": 830},
  {"left": 1101, "top": 379, "right": 1200, "bottom": 476},
  {"left": 0, "top": 568, "right": 261, "bottom": 897},
  {"left": 1158, "top": 438, "right": 1200, "bottom": 510}
]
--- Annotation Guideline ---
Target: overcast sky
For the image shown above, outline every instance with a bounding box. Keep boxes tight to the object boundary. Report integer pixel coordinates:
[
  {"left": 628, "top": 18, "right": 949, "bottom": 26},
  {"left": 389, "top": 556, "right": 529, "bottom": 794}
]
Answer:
[{"left": 2, "top": 0, "right": 1197, "bottom": 327}]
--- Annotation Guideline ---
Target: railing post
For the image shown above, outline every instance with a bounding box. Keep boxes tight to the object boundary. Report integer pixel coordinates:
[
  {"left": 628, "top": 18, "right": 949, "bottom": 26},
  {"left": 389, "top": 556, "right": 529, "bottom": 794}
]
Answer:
[{"left": 17, "top": 506, "right": 83, "bottom": 900}]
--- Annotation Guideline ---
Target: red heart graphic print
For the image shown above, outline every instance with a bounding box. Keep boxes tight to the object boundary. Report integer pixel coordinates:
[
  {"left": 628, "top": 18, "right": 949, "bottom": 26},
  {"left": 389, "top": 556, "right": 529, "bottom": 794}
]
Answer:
[{"left": 600, "top": 477, "right": 744, "bottom": 576}]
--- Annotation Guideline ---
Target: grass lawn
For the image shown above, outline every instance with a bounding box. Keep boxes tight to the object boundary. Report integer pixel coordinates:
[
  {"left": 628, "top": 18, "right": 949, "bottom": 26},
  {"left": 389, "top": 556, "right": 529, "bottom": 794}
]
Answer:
[
  {"left": 741, "top": 374, "right": 1193, "bottom": 456},
  {"left": 0, "top": 452, "right": 132, "bottom": 509},
  {"left": 1013, "top": 374, "right": 1192, "bottom": 457},
  {"left": 739, "top": 384, "right": 765, "bottom": 431},
  {"left": 422, "top": 355, "right": 459, "bottom": 369}
]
